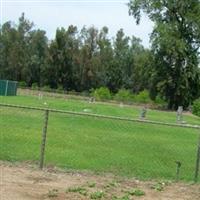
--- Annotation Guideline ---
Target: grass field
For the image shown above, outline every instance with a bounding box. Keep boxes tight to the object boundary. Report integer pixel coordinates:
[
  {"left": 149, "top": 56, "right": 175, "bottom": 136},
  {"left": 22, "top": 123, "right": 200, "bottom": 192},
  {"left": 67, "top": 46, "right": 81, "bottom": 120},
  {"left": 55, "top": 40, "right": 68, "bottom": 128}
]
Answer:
[
  {"left": 0, "top": 93, "right": 200, "bottom": 182},
  {"left": 1, "top": 94, "right": 200, "bottom": 125}
]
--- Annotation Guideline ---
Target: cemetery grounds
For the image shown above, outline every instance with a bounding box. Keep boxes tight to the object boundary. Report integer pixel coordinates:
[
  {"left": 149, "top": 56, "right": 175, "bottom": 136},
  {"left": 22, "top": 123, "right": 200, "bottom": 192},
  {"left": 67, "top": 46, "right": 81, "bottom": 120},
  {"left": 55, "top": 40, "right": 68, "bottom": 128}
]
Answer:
[{"left": 0, "top": 90, "right": 200, "bottom": 199}]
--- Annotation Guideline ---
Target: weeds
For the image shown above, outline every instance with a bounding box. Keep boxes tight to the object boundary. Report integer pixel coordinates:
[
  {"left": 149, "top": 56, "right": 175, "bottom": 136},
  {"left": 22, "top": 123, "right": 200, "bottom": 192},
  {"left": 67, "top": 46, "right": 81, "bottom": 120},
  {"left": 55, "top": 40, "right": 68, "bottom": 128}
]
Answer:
[
  {"left": 67, "top": 186, "right": 87, "bottom": 196},
  {"left": 87, "top": 182, "right": 96, "bottom": 188},
  {"left": 90, "top": 191, "right": 105, "bottom": 199},
  {"left": 47, "top": 189, "right": 58, "bottom": 198},
  {"left": 112, "top": 194, "right": 130, "bottom": 200},
  {"left": 104, "top": 181, "right": 119, "bottom": 189},
  {"left": 127, "top": 188, "right": 145, "bottom": 196},
  {"left": 150, "top": 181, "right": 169, "bottom": 191}
]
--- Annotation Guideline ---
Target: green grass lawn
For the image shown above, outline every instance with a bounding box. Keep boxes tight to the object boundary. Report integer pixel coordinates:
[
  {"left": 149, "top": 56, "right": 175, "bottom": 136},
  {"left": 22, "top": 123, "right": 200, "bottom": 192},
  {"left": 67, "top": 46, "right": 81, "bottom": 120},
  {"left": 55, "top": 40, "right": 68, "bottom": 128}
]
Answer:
[
  {"left": 0, "top": 94, "right": 200, "bottom": 125},
  {"left": 0, "top": 94, "right": 200, "bottom": 182}
]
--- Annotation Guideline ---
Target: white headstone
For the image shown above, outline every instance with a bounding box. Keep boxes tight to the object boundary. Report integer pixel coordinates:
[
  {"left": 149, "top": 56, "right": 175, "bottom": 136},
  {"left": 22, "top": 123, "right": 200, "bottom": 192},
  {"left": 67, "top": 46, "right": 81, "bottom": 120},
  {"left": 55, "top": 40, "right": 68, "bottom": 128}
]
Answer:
[
  {"left": 38, "top": 92, "right": 43, "bottom": 100},
  {"left": 177, "top": 106, "right": 183, "bottom": 123}
]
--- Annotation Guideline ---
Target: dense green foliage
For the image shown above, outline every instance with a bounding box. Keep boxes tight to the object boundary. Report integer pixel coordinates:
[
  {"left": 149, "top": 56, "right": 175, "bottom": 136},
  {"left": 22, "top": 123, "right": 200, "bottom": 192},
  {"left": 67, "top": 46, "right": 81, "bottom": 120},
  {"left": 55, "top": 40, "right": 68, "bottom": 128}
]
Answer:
[
  {"left": 92, "top": 87, "right": 112, "bottom": 101},
  {"left": 0, "top": 95, "right": 199, "bottom": 181},
  {"left": 129, "top": 0, "right": 200, "bottom": 109},
  {"left": 1, "top": 0, "right": 200, "bottom": 110},
  {"left": 114, "top": 89, "right": 134, "bottom": 102},
  {"left": 0, "top": 13, "right": 152, "bottom": 95},
  {"left": 134, "top": 90, "right": 151, "bottom": 103},
  {"left": 192, "top": 99, "right": 200, "bottom": 117}
]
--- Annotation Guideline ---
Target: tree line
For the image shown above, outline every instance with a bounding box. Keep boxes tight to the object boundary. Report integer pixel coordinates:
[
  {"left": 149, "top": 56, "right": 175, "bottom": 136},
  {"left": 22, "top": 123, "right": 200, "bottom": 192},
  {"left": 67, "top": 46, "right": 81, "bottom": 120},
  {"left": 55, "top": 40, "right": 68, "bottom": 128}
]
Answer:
[
  {"left": 0, "top": 0, "right": 200, "bottom": 110},
  {"left": 0, "top": 14, "right": 152, "bottom": 95}
]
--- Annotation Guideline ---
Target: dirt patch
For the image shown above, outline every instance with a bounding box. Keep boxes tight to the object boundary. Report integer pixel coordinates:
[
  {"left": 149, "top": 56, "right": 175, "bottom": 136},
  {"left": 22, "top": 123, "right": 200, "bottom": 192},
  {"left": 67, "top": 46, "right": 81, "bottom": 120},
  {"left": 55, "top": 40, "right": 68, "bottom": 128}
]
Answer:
[{"left": 0, "top": 162, "right": 200, "bottom": 200}]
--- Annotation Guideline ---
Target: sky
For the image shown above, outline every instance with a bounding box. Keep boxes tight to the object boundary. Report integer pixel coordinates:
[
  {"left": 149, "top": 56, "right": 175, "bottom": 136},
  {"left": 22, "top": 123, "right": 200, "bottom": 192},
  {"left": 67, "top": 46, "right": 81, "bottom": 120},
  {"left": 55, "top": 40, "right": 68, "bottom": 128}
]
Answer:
[{"left": 1, "top": 0, "right": 154, "bottom": 48}]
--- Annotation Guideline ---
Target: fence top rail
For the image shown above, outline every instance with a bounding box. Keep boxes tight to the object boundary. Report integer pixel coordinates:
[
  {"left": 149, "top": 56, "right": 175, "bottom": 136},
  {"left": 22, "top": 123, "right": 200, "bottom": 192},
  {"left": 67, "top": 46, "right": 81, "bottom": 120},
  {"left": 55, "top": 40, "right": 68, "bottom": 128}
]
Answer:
[{"left": 0, "top": 103, "right": 200, "bottom": 130}]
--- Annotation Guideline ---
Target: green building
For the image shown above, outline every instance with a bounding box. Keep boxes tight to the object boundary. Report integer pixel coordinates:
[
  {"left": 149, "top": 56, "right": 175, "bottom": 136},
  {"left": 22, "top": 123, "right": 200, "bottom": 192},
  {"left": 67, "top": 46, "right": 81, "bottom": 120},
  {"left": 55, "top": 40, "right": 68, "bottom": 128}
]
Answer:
[{"left": 0, "top": 80, "right": 18, "bottom": 96}]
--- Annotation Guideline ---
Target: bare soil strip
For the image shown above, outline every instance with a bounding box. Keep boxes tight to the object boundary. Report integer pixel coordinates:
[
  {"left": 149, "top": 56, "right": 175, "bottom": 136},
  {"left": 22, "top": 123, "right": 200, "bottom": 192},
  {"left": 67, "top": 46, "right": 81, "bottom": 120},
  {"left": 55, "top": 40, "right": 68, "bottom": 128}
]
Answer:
[{"left": 0, "top": 162, "right": 200, "bottom": 200}]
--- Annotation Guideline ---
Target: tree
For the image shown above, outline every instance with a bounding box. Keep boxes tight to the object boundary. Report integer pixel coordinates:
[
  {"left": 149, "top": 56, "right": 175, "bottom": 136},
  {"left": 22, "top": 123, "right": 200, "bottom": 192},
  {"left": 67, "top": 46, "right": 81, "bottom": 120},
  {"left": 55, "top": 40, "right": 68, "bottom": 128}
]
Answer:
[
  {"left": 1, "top": 12, "right": 151, "bottom": 95},
  {"left": 130, "top": 37, "right": 153, "bottom": 93},
  {"left": 16, "top": 13, "right": 34, "bottom": 82},
  {"left": 129, "top": 0, "right": 200, "bottom": 109},
  {"left": 96, "top": 26, "right": 113, "bottom": 87},
  {"left": 78, "top": 26, "right": 100, "bottom": 90},
  {"left": 46, "top": 25, "right": 79, "bottom": 90},
  {"left": 0, "top": 13, "right": 34, "bottom": 83},
  {"left": 0, "top": 22, "right": 18, "bottom": 80},
  {"left": 26, "top": 29, "right": 48, "bottom": 87},
  {"left": 106, "top": 29, "right": 130, "bottom": 92}
]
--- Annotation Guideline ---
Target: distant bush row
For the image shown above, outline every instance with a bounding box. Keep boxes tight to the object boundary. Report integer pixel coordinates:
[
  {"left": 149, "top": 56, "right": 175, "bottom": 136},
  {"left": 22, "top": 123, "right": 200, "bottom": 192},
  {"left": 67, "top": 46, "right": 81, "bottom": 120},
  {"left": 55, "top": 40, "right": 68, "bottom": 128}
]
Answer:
[
  {"left": 19, "top": 82, "right": 168, "bottom": 106},
  {"left": 91, "top": 87, "right": 167, "bottom": 107},
  {"left": 92, "top": 87, "right": 151, "bottom": 103},
  {"left": 18, "top": 81, "right": 200, "bottom": 113},
  {"left": 192, "top": 99, "right": 200, "bottom": 117}
]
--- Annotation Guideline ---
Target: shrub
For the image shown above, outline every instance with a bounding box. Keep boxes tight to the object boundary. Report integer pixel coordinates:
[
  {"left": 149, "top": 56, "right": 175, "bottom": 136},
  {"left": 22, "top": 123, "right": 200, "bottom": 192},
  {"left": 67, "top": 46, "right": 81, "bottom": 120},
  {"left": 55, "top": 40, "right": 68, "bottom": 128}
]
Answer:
[
  {"left": 18, "top": 81, "right": 27, "bottom": 88},
  {"left": 68, "top": 90, "right": 79, "bottom": 95},
  {"left": 192, "top": 99, "right": 200, "bottom": 117},
  {"left": 114, "top": 89, "right": 134, "bottom": 102},
  {"left": 81, "top": 90, "right": 90, "bottom": 97},
  {"left": 154, "top": 95, "right": 167, "bottom": 108},
  {"left": 42, "top": 85, "right": 51, "bottom": 92},
  {"left": 135, "top": 90, "right": 151, "bottom": 104},
  {"left": 31, "top": 82, "right": 38, "bottom": 90},
  {"left": 57, "top": 85, "right": 63, "bottom": 93},
  {"left": 92, "top": 87, "right": 112, "bottom": 101}
]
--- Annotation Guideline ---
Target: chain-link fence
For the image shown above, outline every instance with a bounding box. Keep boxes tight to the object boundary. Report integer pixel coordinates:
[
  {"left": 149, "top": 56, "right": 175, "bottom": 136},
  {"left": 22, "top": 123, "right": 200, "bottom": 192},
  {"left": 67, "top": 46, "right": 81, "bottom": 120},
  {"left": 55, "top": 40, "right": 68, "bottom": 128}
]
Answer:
[{"left": 0, "top": 103, "right": 200, "bottom": 182}]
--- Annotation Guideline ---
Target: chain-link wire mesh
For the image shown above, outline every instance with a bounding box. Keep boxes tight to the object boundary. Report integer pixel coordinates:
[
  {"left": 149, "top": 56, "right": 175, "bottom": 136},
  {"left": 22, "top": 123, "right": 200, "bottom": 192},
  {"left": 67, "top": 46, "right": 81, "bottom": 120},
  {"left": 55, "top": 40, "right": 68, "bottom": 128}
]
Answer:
[
  {"left": 0, "top": 106, "right": 44, "bottom": 164},
  {"left": 46, "top": 112, "right": 199, "bottom": 181},
  {"left": 0, "top": 104, "right": 199, "bottom": 182}
]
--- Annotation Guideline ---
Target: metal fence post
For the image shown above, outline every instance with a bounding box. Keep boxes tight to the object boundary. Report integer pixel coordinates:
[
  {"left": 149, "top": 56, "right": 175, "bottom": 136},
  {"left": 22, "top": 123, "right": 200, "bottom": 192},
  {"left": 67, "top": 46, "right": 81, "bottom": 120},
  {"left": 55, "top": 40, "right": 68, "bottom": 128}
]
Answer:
[
  {"left": 39, "top": 110, "right": 49, "bottom": 169},
  {"left": 5, "top": 80, "right": 8, "bottom": 96},
  {"left": 194, "top": 134, "right": 200, "bottom": 182}
]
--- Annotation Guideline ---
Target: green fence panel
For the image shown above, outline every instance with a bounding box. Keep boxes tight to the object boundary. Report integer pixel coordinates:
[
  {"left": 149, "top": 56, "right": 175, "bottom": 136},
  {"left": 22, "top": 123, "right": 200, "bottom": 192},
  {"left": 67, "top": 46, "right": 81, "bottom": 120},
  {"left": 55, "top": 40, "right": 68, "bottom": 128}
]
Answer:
[{"left": 0, "top": 80, "right": 18, "bottom": 96}]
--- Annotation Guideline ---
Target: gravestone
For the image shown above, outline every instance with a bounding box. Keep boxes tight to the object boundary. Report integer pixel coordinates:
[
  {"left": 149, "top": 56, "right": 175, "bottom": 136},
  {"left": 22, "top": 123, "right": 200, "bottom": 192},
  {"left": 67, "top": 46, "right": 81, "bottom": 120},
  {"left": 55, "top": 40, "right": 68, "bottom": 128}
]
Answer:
[
  {"left": 140, "top": 106, "right": 147, "bottom": 119},
  {"left": 89, "top": 97, "right": 95, "bottom": 103},
  {"left": 38, "top": 92, "right": 43, "bottom": 100},
  {"left": 177, "top": 106, "right": 183, "bottom": 123}
]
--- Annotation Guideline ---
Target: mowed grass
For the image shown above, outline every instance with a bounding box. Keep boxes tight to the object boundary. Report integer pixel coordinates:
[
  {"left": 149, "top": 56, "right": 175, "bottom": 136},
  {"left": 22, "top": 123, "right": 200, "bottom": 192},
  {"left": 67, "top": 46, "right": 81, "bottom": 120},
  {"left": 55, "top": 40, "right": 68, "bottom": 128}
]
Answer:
[
  {"left": 0, "top": 94, "right": 200, "bottom": 125},
  {"left": 0, "top": 94, "right": 200, "bottom": 181}
]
